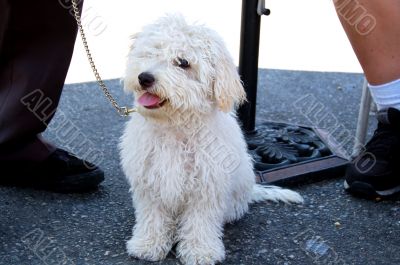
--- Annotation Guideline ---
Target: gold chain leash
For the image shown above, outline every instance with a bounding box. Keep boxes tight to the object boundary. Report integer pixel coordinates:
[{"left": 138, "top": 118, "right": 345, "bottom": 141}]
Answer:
[{"left": 71, "top": 0, "right": 136, "bottom": 116}]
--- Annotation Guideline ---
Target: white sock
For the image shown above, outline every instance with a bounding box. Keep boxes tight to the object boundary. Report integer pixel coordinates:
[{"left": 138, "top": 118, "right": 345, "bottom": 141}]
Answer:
[{"left": 368, "top": 78, "right": 400, "bottom": 111}]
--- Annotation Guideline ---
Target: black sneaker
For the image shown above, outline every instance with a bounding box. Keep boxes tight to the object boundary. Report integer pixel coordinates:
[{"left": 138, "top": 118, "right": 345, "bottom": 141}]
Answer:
[
  {"left": 0, "top": 148, "right": 104, "bottom": 193},
  {"left": 344, "top": 108, "right": 400, "bottom": 198}
]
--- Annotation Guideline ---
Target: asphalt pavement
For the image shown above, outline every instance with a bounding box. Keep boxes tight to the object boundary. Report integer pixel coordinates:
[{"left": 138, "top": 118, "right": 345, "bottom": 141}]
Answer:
[{"left": 1, "top": 69, "right": 399, "bottom": 265}]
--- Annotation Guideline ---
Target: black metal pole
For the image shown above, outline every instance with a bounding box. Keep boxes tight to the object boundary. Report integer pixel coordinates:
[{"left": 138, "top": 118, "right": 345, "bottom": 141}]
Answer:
[{"left": 238, "top": 0, "right": 261, "bottom": 132}]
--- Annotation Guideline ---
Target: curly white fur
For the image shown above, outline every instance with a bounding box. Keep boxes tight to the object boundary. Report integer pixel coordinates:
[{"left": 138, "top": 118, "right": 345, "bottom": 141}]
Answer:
[{"left": 120, "top": 14, "right": 303, "bottom": 265}]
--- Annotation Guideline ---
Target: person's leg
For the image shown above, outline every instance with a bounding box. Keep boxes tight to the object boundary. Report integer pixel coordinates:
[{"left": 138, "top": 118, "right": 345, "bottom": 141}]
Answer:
[
  {"left": 334, "top": 0, "right": 400, "bottom": 111},
  {"left": 334, "top": 0, "right": 400, "bottom": 85},
  {"left": 334, "top": 0, "right": 400, "bottom": 198},
  {"left": 0, "top": 0, "right": 9, "bottom": 54},
  {"left": 0, "top": 0, "right": 80, "bottom": 161},
  {"left": 0, "top": 0, "right": 104, "bottom": 192}
]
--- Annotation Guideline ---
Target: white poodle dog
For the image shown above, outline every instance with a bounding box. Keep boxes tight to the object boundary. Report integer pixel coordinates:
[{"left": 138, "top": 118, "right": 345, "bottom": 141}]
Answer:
[{"left": 120, "top": 15, "right": 303, "bottom": 265}]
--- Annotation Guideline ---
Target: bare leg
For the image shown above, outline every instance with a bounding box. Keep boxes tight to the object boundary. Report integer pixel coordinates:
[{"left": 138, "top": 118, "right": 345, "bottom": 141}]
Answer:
[
  {"left": 334, "top": 0, "right": 400, "bottom": 85},
  {"left": 337, "top": 0, "right": 400, "bottom": 198}
]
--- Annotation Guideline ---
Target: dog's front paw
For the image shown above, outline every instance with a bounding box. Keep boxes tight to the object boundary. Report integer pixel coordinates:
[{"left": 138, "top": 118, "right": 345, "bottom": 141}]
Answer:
[
  {"left": 126, "top": 236, "right": 170, "bottom": 262},
  {"left": 177, "top": 239, "right": 225, "bottom": 265}
]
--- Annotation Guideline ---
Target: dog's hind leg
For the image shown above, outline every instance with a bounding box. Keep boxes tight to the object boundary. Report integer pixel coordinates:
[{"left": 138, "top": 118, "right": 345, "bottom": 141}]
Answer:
[
  {"left": 223, "top": 190, "right": 251, "bottom": 224},
  {"left": 223, "top": 162, "right": 254, "bottom": 224},
  {"left": 126, "top": 198, "right": 175, "bottom": 262}
]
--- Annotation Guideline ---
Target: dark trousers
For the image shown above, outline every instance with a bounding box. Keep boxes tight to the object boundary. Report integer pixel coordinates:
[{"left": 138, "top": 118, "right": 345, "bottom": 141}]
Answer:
[{"left": 0, "top": 0, "right": 82, "bottom": 161}]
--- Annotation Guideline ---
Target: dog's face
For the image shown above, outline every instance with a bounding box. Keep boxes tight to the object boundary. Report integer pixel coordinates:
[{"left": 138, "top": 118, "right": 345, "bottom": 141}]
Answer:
[{"left": 124, "top": 15, "right": 246, "bottom": 120}]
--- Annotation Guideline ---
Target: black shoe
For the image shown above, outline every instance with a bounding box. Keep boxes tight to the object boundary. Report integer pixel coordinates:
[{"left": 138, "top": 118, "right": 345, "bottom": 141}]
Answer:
[
  {"left": 344, "top": 108, "right": 400, "bottom": 199},
  {"left": 0, "top": 148, "right": 104, "bottom": 193}
]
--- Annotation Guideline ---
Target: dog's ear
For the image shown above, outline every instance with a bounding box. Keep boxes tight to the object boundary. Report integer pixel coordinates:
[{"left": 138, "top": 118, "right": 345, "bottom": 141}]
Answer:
[{"left": 213, "top": 48, "right": 246, "bottom": 112}]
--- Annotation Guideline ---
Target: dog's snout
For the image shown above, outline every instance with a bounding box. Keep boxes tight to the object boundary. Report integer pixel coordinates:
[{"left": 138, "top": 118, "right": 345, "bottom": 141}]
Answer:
[{"left": 138, "top": 72, "right": 155, "bottom": 88}]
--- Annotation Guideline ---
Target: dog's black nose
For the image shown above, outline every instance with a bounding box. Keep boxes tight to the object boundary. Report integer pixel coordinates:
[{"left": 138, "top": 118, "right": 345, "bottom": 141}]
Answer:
[{"left": 138, "top": 72, "right": 155, "bottom": 88}]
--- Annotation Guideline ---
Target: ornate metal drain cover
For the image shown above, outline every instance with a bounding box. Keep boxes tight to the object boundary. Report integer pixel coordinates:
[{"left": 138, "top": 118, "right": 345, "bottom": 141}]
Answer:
[{"left": 246, "top": 122, "right": 349, "bottom": 186}]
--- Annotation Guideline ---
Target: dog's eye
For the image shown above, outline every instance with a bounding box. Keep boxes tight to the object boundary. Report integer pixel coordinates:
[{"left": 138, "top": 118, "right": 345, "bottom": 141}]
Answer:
[{"left": 176, "top": 58, "right": 190, "bottom": 69}]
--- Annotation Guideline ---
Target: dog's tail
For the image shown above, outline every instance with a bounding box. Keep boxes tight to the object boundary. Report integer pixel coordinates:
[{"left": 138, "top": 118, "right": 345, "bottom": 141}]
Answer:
[{"left": 250, "top": 184, "right": 304, "bottom": 204}]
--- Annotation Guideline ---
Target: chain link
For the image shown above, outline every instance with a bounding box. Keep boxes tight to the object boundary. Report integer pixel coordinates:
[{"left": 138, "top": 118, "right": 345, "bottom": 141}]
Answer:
[{"left": 71, "top": 0, "right": 136, "bottom": 117}]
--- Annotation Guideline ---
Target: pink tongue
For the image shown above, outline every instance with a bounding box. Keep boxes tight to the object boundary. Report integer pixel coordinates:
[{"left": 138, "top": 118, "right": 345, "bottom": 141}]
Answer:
[{"left": 138, "top": 92, "right": 161, "bottom": 107}]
